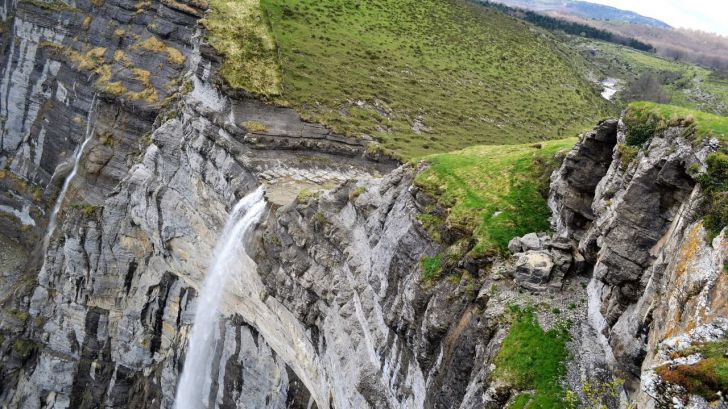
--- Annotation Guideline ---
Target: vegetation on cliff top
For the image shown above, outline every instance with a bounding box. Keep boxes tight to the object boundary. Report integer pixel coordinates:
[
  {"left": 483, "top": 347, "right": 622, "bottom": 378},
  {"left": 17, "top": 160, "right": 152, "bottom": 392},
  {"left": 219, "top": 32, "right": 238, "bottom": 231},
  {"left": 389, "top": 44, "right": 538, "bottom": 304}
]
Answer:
[
  {"left": 623, "top": 102, "right": 728, "bottom": 240},
  {"left": 414, "top": 139, "right": 574, "bottom": 259},
  {"left": 698, "top": 153, "right": 728, "bottom": 241},
  {"left": 209, "top": 0, "right": 609, "bottom": 159},
  {"left": 494, "top": 307, "right": 570, "bottom": 408},
  {"left": 625, "top": 102, "right": 728, "bottom": 145},
  {"left": 656, "top": 337, "right": 728, "bottom": 402},
  {"left": 204, "top": 0, "right": 282, "bottom": 96}
]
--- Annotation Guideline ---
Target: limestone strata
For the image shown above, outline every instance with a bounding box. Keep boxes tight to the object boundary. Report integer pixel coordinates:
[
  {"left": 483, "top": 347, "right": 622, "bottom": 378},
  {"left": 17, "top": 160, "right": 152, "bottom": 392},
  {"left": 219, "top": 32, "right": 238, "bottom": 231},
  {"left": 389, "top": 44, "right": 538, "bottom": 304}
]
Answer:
[
  {"left": 550, "top": 118, "right": 727, "bottom": 407},
  {"left": 1, "top": 0, "right": 727, "bottom": 407}
]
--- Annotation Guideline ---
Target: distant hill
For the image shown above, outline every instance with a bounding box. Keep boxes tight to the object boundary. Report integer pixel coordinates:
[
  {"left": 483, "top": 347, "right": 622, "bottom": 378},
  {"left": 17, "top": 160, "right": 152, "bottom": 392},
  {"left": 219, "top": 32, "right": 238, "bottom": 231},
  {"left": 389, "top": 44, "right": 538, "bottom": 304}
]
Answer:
[
  {"left": 480, "top": 1, "right": 654, "bottom": 52},
  {"left": 492, "top": 0, "right": 671, "bottom": 28},
  {"left": 552, "top": 13, "right": 728, "bottom": 70}
]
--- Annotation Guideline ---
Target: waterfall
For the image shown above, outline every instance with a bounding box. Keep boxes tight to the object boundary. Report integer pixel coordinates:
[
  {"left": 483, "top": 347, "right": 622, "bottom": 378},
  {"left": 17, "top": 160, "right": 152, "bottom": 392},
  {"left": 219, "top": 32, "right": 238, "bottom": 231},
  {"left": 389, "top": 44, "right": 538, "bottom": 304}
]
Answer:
[
  {"left": 42, "top": 95, "right": 96, "bottom": 253},
  {"left": 175, "top": 187, "right": 267, "bottom": 409}
]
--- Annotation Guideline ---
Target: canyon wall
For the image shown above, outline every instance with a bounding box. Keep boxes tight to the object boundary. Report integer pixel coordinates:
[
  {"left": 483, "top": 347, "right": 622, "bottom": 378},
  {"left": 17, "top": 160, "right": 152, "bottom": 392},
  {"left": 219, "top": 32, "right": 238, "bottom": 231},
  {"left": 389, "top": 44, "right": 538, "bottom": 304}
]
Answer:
[{"left": 0, "top": 1, "right": 725, "bottom": 408}]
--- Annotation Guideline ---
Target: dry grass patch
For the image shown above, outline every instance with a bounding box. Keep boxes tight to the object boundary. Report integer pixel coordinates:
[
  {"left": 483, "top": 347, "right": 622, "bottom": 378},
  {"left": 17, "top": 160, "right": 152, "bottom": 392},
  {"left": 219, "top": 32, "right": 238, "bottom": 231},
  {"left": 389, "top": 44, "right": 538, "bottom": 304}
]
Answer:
[
  {"left": 135, "top": 36, "right": 186, "bottom": 66},
  {"left": 203, "top": 0, "right": 282, "bottom": 97}
]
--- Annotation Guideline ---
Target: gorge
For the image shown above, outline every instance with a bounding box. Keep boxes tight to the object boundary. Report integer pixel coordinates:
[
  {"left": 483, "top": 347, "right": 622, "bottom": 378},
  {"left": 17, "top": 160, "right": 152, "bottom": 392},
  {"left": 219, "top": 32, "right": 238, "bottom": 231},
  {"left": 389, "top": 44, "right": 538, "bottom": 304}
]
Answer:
[{"left": 0, "top": 0, "right": 726, "bottom": 409}]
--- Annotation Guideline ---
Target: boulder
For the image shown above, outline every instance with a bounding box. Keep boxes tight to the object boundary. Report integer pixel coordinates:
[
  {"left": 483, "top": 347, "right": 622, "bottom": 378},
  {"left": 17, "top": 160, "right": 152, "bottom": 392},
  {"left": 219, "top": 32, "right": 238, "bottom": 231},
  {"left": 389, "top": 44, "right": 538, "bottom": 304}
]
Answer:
[
  {"left": 509, "top": 233, "right": 577, "bottom": 291},
  {"left": 514, "top": 251, "right": 554, "bottom": 291}
]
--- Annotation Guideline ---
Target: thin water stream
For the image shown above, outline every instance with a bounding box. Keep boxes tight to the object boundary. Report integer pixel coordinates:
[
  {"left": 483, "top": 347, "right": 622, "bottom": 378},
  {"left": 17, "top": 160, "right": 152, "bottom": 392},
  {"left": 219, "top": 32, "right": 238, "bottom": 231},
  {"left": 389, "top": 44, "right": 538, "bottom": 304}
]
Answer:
[{"left": 42, "top": 95, "right": 97, "bottom": 253}]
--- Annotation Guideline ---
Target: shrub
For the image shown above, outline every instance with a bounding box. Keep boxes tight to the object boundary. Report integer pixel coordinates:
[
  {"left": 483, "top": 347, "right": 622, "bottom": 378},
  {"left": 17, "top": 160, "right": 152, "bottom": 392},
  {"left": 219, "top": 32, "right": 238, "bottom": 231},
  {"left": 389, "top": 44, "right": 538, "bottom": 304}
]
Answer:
[
  {"left": 348, "top": 186, "right": 366, "bottom": 201},
  {"left": 312, "top": 211, "right": 328, "bottom": 225},
  {"left": 698, "top": 153, "right": 728, "bottom": 240},
  {"left": 617, "top": 144, "right": 639, "bottom": 170},
  {"left": 565, "top": 377, "right": 631, "bottom": 409},
  {"left": 295, "top": 189, "right": 319, "bottom": 204},
  {"left": 624, "top": 114, "right": 657, "bottom": 146},
  {"left": 420, "top": 255, "right": 442, "bottom": 281},
  {"left": 12, "top": 339, "right": 36, "bottom": 360},
  {"left": 656, "top": 337, "right": 728, "bottom": 402}
]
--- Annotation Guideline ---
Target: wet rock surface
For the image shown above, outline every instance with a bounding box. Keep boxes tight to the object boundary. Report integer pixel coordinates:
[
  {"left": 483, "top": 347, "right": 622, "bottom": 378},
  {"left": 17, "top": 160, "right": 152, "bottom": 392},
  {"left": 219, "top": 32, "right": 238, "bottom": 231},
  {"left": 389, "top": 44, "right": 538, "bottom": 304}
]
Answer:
[{"left": 0, "top": 1, "right": 726, "bottom": 408}]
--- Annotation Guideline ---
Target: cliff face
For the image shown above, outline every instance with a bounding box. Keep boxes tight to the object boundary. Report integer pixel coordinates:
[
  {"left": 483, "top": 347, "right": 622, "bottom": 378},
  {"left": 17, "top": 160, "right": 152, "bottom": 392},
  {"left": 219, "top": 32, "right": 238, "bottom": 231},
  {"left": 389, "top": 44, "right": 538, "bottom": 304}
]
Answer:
[
  {"left": 0, "top": 0, "right": 391, "bottom": 406},
  {"left": 551, "top": 119, "right": 727, "bottom": 408},
  {"left": 1, "top": 1, "right": 726, "bottom": 409}
]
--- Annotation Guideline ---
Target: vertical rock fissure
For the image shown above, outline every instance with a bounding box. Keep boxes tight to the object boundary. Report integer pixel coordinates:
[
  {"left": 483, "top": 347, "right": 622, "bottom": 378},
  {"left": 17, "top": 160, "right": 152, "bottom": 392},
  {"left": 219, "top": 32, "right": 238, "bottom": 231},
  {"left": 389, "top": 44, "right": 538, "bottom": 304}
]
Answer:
[{"left": 550, "top": 119, "right": 618, "bottom": 241}]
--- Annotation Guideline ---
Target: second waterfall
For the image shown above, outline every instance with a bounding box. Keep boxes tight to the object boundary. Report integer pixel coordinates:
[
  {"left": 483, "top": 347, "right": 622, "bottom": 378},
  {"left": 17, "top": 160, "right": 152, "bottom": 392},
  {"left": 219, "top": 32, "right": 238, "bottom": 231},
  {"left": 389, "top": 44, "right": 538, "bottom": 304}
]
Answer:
[{"left": 175, "top": 187, "right": 267, "bottom": 409}]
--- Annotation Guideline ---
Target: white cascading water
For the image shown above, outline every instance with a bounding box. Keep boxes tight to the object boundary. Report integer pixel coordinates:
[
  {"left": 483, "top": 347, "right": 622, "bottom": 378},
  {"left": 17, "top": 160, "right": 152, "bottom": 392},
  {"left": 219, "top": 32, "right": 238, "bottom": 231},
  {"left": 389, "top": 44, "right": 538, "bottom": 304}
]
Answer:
[
  {"left": 175, "top": 187, "right": 267, "bottom": 409},
  {"left": 42, "top": 95, "right": 97, "bottom": 253}
]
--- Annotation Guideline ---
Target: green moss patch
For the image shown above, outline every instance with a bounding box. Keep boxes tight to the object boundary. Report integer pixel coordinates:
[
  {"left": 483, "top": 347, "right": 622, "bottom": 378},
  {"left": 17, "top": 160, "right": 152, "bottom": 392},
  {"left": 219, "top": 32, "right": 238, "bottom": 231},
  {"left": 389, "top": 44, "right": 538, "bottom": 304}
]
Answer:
[
  {"left": 415, "top": 139, "right": 574, "bottom": 258},
  {"left": 495, "top": 307, "right": 570, "bottom": 409}
]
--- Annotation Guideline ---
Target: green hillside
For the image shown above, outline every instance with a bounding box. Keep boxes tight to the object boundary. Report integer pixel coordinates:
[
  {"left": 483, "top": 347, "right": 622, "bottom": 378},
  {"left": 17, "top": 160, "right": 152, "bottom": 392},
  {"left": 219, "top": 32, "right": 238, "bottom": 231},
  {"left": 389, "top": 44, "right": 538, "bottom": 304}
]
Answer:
[
  {"left": 414, "top": 138, "right": 575, "bottom": 259},
  {"left": 206, "top": 0, "right": 611, "bottom": 159}
]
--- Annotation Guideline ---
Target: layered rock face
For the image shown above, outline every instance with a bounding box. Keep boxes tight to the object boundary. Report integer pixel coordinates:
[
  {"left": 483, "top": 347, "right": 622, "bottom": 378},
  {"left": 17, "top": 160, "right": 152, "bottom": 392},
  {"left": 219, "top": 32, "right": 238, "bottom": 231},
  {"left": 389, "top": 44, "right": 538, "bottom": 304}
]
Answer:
[
  {"left": 550, "top": 119, "right": 727, "bottom": 407},
  {"left": 0, "top": 0, "right": 393, "bottom": 407},
  {"left": 1, "top": 1, "right": 726, "bottom": 409}
]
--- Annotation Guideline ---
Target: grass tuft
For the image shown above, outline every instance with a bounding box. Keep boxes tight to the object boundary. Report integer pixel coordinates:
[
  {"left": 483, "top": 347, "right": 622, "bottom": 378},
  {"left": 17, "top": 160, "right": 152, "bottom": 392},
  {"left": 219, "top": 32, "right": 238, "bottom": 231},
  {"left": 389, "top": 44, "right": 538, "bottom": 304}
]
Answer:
[
  {"left": 135, "top": 37, "right": 185, "bottom": 66},
  {"left": 241, "top": 120, "right": 269, "bottom": 133},
  {"left": 495, "top": 307, "right": 570, "bottom": 409},
  {"left": 420, "top": 255, "right": 443, "bottom": 282}
]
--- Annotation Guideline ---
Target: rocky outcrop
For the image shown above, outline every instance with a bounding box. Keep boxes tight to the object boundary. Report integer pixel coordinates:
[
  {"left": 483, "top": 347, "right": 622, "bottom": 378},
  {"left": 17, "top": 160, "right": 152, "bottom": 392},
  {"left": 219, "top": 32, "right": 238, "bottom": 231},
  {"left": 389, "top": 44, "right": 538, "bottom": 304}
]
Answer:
[
  {"left": 551, "top": 117, "right": 727, "bottom": 407},
  {"left": 508, "top": 233, "right": 583, "bottom": 292},
  {"left": 253, "top": 168, "right": 503, "bottom": 408},
  {"left": 1, "top": 0, "right": 726, "bottom": 408},
  {"left": 550, "top": 119, "right": 619, "bottom": 241}
]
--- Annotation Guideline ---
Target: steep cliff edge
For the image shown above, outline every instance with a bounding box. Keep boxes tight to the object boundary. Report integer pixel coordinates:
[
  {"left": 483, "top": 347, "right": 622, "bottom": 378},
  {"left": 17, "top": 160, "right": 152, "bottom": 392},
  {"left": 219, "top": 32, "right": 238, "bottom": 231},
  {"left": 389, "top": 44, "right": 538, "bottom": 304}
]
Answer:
[
  {"left": 0, "top": 0, "right": 391, "bottom": 406},
  {"left": 1, "top": 0, "right": 727, "bottom": 408},
  {"left": 550, "top": 109, "right": 728, "bottom": 408}
]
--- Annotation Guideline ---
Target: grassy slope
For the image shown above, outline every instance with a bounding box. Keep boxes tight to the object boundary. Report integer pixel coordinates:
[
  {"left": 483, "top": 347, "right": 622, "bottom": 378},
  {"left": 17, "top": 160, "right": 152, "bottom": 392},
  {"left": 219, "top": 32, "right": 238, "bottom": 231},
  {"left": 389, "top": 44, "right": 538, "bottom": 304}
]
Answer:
[
  {"left": 204, "top": 0, "right": 282, "bottom": 96},
  {"left": 226, "top": 0, "right": 610, "bottom": 159},
  {"left": 414, "top": 138, "right": 574, "bottom": 258},
  {"left": 494, "top": 308, "right": 570, "bottom": 408}
]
